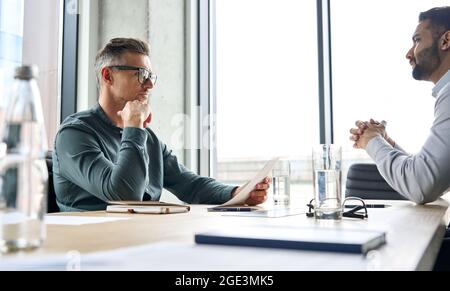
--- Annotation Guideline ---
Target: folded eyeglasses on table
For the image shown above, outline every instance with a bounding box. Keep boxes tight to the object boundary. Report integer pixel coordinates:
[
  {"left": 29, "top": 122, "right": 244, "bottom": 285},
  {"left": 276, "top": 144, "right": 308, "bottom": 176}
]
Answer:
[{"left": 306, "top": 197, "right": 369, "bottom": 219}]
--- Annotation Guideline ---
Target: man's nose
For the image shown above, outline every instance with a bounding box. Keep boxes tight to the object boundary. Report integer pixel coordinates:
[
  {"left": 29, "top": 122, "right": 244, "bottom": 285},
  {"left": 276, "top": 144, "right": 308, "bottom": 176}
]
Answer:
[
  {"left": 406, "top": 47, "right": 414, "bottom": 61},
  {"left": 142, "top": 79, "right": 154, "bottom": 89}
]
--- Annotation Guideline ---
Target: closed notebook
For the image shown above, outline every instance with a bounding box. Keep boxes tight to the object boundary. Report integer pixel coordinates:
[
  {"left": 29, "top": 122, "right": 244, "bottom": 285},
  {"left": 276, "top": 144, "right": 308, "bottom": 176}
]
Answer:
[
  {"left": 195, "top": 226, "right": 386, "bottom": 254},
  {"left": 106, "top": 201, "right": 190, "bottom": 214}
]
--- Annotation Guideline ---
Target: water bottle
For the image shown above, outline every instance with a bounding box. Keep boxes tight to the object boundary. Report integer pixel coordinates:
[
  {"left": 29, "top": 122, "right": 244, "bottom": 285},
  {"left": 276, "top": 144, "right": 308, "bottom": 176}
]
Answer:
[{"left": 0, "top": 65, "right": 48, "bottom": 252}]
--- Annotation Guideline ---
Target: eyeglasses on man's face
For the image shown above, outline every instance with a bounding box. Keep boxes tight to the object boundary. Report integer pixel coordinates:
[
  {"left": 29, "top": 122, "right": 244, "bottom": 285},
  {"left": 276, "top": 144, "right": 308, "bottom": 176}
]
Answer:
[{"left": 109, "top": 65, "right": 157, "bottom": 85}]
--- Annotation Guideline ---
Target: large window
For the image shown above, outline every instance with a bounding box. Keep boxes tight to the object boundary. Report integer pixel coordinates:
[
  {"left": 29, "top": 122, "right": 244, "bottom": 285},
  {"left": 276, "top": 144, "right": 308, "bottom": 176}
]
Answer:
[
  {"left": 213, "top": 0, "right": 450, "bottom": 204},
  {"left": 0, "top": 0, "right": 24, "bottom": 120},
  {"left": 0, "top": 0, "right": 23, "bottom": 68},
  {"left": 215, "top": 0, "right": 319, "bottom": 203},
  {"left": 331, "top": 0, "right": 449, "bottom": 169},
  {"left": 0, "top": 0, "right": 61, "bottom": 147}
]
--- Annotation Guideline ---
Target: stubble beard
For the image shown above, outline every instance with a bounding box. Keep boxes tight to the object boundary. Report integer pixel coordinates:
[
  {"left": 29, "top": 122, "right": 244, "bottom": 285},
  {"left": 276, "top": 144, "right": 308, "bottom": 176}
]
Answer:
[{"left": 412, "top": 40, "right": 440, "bottom": 81}]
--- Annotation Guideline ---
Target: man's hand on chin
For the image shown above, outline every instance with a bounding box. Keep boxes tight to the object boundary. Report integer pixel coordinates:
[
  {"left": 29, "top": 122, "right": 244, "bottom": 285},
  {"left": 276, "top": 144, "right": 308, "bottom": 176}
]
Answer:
[
  {"left": 143, "top": 113, "right": 152, "bottom": 128},
  {"left": 118, "top": 99, "right": 151, "bottom": 129}
]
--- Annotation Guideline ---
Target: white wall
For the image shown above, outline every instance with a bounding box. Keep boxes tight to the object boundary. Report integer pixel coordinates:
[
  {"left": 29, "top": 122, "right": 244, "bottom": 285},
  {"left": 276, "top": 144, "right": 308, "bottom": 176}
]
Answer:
[{"left": 148, "top": 0, "right": 186, "bottom": 160}]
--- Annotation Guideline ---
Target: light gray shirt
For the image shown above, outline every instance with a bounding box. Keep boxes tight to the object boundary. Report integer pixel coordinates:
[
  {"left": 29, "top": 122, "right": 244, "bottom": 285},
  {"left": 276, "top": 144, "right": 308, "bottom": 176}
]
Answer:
[{"left": 366, "top": 69, "right": 450, "bottom": 204}]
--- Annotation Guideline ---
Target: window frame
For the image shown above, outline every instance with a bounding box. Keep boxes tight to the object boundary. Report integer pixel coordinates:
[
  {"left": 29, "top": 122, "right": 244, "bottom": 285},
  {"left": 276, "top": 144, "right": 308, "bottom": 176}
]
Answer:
[
  {"left": 61, "top": 0, "right": 79, "bottom": 122},
  {"left": 204, "top": 0, "right": 334, "bottom": 175}
]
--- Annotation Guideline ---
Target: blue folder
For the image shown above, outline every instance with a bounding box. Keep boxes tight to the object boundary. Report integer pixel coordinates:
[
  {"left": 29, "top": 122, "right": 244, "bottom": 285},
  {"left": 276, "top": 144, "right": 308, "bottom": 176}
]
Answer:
[{"left": 195, "top": 226, "right": 386, "bottom": 254}]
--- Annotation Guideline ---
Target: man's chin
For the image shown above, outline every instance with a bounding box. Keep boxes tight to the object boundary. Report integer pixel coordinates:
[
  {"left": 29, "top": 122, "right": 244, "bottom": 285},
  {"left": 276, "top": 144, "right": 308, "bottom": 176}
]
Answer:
[
  {"left": 412, "top": 67, "right": 425, "bottom": 81},
  {"left": 136, "top": 95, "right": 149, "bottom": 102}
]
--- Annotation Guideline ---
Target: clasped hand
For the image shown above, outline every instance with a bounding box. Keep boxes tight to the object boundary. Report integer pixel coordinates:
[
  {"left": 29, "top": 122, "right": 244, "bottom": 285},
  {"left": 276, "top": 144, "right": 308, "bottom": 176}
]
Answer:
[{"left": 349, "top": 119, "right": 395, "bottom": 149}]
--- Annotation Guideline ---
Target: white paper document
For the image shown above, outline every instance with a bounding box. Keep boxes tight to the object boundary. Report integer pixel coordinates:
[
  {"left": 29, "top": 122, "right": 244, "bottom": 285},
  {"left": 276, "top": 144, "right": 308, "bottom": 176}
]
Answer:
[
  {"left": 44, "top": 216, "right": 129, "bottom": 226},
  {"left": 220, "top": 157, "right": 280, "bottom": 207}
]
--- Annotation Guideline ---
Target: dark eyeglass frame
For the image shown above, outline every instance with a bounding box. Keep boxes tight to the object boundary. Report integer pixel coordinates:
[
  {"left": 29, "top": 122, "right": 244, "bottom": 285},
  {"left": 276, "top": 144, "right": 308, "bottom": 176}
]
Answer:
[
  {"left": 342, "top": 197, "right": 369, "bottom": 219},
  {"left": 306, "top": 197, "right": 368, "bottom": 220},
  {"left": 109, "top": 65, "right": 157, "bottom": 85}
]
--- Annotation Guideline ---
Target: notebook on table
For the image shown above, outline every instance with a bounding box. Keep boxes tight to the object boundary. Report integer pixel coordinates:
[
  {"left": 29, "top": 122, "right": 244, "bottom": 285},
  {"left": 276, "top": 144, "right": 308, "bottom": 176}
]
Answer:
[
  {"left": 195, "top": 226, "right": 386, "bottom": 254},
  {"left": 106, "top": 201, "right": 190, "bottom": 214}
]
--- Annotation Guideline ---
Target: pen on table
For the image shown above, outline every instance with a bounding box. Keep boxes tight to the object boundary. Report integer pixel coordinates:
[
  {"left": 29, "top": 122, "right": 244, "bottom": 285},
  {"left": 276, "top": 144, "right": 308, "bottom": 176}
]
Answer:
[{"left": 344, "top": 204, "right": 390, "bottom": 208}]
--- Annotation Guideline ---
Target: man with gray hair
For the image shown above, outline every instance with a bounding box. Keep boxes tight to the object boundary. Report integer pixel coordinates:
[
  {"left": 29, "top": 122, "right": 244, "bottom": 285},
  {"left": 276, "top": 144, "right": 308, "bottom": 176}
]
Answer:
[{"left": 53, "top": 38, "right": 270, "bottom": 211}]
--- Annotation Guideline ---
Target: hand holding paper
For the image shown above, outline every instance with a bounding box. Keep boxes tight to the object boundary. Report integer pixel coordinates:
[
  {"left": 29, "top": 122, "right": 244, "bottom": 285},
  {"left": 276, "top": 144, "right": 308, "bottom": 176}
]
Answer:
[
  {"left": 233, "top": 177, "right": 271, "bottom": 205},
  {"left": 220, "top": 157, "right": 280, "bottom": 207}
]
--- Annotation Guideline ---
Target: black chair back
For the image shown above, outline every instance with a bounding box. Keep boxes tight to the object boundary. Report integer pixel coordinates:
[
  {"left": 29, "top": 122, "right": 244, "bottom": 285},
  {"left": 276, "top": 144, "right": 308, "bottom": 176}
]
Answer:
[
  {"left": 45, "top": 151, "right": 59, "bottom": 213},
  {"left": 345, "top": 163, "right": 406, "bottom": 200}
]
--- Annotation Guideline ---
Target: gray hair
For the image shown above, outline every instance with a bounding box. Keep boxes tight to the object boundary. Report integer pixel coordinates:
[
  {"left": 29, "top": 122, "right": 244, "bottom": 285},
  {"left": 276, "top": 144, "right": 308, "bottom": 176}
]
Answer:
[{"left": 94, "top": 38, "right": 150, "bottom": 90}]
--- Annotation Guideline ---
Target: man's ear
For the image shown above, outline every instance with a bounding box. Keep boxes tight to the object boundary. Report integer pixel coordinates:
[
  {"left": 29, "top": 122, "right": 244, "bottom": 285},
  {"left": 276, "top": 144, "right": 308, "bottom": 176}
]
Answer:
[
  {"left": 441, "top": 30, "right": 450, "bottom": 51},
  {"left": 101, "top": 67, "right": 113, "bottom": 85}
]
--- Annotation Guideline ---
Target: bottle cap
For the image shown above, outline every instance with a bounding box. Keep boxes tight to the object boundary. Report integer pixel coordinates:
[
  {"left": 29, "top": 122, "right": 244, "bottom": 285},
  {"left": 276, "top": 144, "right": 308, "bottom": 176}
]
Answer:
[{"left": 14, "top": 65, "right": 39, "bottom": 80}]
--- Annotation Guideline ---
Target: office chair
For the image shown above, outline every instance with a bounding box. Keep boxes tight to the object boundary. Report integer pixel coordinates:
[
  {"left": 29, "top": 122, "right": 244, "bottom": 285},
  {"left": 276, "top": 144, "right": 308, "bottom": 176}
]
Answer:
[
  {"left": 45, "top": 150, "right": 59, "bottom": 213},
  {"left": 345, "top": 163, "right": 406, "bottom": 200}
]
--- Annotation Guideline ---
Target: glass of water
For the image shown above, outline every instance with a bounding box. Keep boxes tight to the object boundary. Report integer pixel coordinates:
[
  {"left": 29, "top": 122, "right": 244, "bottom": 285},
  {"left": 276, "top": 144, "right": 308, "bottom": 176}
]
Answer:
[
  {"left": 312, "top": 145, "right": 342, "bottom": 220},
  {"left": 272, "top": 159, "right": 291, "bottom": 206}
]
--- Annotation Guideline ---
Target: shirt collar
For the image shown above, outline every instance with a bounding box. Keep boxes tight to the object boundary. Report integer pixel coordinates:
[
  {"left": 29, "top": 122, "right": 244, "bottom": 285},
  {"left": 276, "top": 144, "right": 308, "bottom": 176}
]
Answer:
[
  {"left": 432, "top": 70, "right": 450, "bottom": 98},
  {"left": 93, "top": 103, "right": 122, "bottom": 132}
]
